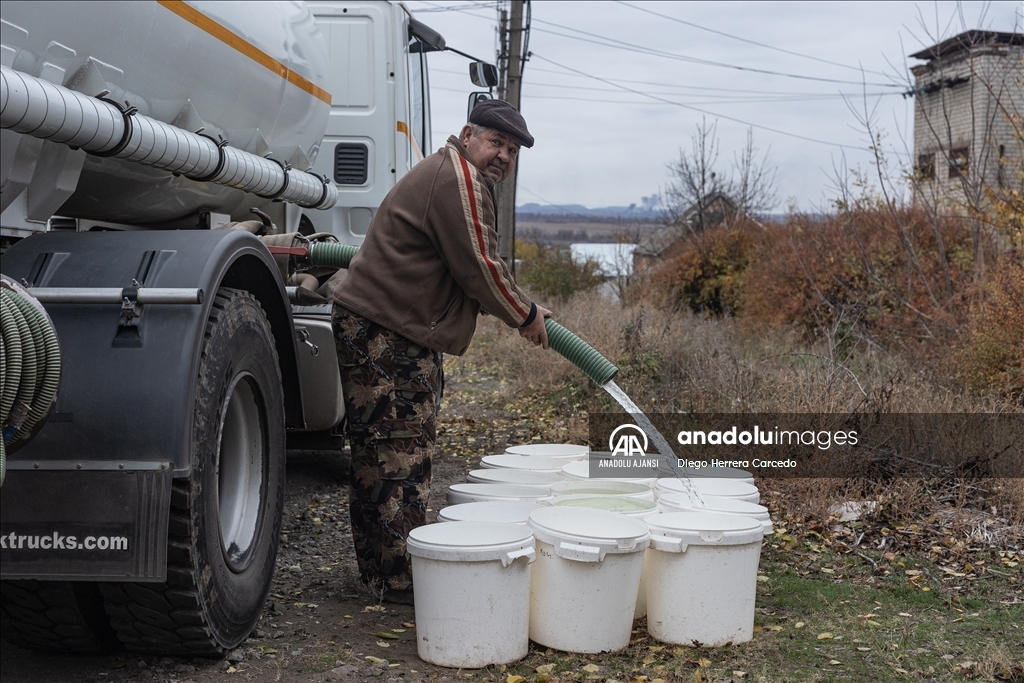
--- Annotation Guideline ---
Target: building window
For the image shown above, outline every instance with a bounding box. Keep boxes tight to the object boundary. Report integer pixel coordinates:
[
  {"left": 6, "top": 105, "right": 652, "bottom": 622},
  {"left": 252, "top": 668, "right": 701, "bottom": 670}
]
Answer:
[
  {"left": 948, "top": 148, "right": 969, "bottom": 179},
  {"left": 916, "top": 153, "right": 935, "bottom": 180}
]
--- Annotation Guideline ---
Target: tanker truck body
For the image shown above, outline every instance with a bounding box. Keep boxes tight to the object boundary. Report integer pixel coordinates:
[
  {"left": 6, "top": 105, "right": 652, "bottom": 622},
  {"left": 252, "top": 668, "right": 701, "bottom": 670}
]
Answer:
[{"left": 0, "top": 0, "right": 470, "bottom": 656}]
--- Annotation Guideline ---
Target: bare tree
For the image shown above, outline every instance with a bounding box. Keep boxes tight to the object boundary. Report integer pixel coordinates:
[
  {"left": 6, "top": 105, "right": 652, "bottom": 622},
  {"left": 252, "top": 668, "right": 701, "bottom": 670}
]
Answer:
[
  {"left": 664, "top": 117, "right": 777, "bottom": 232},
  {"left": 732, "top": 128, "right": 778, "bottom": 215}
]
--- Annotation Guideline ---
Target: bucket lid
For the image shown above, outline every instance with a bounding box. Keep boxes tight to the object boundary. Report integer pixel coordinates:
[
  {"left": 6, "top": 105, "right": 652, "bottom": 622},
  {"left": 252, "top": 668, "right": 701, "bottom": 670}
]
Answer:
[
  {"left": 548, "top": 480, "right": 651, "bottom": 498},
  {"left": 506, "top": 443, "right": 589, "bottom": 459},
  {"left": 528, "top": 507, "right": 650, "bottom": 562},
  {"left": 551, "top": 495, "right": 658, "bottom": 518},
  {"left": 657, "top": 477, "right": 760, "bottom": 499},
  {"left": 467, "top": 469, "right": 563, "bottom": 488},
  {"left": 481, "top": 454, "right": 566, "bottom": 473},
  {"left": 447, "top": 483, "right": 550, "bottom": 503},
  {"left": 560, "top": 460, "right": 590, "bottom": 480},
  {"left": 407, "top": 521, "right": 536, "bottom": 566},
  {"left": 657, "top": 494, "right": 773, "bottom": 534},
  {"left": 645, "top": 512, "right": 763, "bottom": 551},
  {"left": 438, "top": 501, "right": 543, "bottom": 525}
]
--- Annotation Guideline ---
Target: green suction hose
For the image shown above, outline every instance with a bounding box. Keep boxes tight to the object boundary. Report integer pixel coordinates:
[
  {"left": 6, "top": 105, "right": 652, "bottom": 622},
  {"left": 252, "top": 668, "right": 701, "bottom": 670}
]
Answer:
[
  {"left": 309, "top": 242, "right": 360, "bottom": 270},
  {"left": 307, "top": 241, "right": 619, "bottom": 385},
  {"left": 0, "top": 283, "right": 62, "bottom": 486},
  {"left": 543, "top": 318, "right": 618, "bottom": 385}
]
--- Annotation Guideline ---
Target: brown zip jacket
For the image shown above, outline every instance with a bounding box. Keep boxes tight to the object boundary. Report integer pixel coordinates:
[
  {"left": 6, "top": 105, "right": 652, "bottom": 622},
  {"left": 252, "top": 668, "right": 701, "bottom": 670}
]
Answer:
[{"left": 332, "top": 136, "right": 536, "bottom": 356}]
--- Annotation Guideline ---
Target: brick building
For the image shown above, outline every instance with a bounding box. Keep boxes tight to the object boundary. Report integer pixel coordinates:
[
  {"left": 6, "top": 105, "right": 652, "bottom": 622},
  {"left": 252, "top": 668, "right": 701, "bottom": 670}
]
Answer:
[{"left": 910, "top": 30, "right": 1023, "bottom": 210}]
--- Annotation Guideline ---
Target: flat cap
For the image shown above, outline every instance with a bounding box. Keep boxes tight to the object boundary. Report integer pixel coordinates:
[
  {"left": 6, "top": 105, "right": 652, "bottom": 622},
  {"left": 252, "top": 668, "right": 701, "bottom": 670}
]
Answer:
[{"left": 469, "top": 99, "right": 534, "bottom": 148}]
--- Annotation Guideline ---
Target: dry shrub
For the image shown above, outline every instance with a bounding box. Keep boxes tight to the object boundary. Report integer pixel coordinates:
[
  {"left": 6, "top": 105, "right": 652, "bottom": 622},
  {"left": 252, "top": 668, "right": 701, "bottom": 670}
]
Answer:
[
  {"left": 953, "top": 258, "right": 1024, "bottom": 400},
  {"left": 742, "top": 207, "right": 978, "bottom": 355}
]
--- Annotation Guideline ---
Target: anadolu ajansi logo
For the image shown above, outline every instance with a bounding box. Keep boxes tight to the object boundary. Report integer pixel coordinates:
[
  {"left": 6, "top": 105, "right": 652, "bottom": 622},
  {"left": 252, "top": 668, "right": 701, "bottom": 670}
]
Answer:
[{"left": 609, "top": 424, "right": 648, "bottom": 457}]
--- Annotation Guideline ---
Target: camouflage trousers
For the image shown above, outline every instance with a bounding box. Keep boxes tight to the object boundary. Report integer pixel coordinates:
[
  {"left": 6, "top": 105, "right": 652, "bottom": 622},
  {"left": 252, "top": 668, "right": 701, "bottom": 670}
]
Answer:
[{"left": 332, "top": 305, "right": 440, "bottom": 592}]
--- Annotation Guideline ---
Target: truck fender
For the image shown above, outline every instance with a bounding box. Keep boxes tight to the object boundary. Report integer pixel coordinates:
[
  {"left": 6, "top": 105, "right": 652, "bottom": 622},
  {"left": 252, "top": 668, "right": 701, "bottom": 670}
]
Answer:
[{"left": 0, "top": 229, "right": 303, "bottom": 476}]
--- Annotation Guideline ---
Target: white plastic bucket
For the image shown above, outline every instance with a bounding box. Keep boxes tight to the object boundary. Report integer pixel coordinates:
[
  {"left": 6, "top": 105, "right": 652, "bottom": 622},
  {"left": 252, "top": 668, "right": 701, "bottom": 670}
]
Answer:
[
  {"left": 407, "top": 522, "right": 536, "bottom": 667},
  {"left": 506, "top": 443, "right": 589, "bottom": 460},
  {"left": 447, "top": 483, "right": 551, "bottom": 505},
  {"left": 467, "top": 469, "right": 563, "bottom": 488},
  {"left": 527, "top": 507, "right": 650, "bottom": 653},
  {"left": 657, "top": 493, "right": 774, "bottom": 534},
  {"left": 644, "top": 512, "right": 764, "bottom": 646},
  {"left": 561, "top": 460, "right": 656, "bottom": 487},
  {"left": 481, "top": 454, "right": 567, "bottom": 474},
  {"left": 438, "top": 501, "right": 543, "bottom": 525},
  {"left": 656, "top": 477, "right": 761, "bottom": 504},
  {"left": 547, "top": 495, "right": 659, "bottom": 621},
  {"left": 548, "top": 480, "right": 654, "bottom": 502}
]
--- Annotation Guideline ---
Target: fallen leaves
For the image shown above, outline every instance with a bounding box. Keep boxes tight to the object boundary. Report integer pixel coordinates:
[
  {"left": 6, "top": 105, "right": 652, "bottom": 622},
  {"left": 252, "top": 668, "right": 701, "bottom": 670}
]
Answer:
[
  {"left": 817, "top": 632, "right": 834, "bottom": 640},
  {"left": 374, "top": 631, "right": 399, "bottom": 640}
]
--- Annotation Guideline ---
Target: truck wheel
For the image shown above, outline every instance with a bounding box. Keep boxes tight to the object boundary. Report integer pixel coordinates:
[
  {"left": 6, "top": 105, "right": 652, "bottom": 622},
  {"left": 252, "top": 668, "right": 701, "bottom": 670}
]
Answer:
[
  {"left": 0, "top": 580, "right": 120, "bottom": 654},
  {"left": 100, "top": 288, "right": 286, "bottom": 655}
]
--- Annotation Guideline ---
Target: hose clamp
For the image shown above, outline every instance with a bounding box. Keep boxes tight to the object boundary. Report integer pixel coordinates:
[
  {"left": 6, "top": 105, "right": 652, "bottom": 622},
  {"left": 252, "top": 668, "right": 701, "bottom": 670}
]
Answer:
[
  {"left": 91, "top": 98, "right": 138, "bottom": 158},
  {"left": 309, "top": 171, "right": 334, "bottom": 210},
  {"left": 186, "top": 134, "right": 229, "bottom": 183},
  {"left": 255, "top": 157, "right": 291, "bottom": 201}
]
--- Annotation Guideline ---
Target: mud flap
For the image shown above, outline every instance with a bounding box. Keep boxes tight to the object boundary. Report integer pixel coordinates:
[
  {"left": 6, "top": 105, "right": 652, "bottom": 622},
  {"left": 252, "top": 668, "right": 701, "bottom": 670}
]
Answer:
[{"left": 0, "top": 466, "right": 171, "bottom": 582}]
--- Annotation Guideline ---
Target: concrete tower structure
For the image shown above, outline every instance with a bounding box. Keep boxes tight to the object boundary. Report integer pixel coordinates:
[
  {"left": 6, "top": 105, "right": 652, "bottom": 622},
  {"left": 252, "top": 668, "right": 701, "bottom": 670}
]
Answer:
[{"left": 909, "top": 31, "right": 1023, "bottom": 211}]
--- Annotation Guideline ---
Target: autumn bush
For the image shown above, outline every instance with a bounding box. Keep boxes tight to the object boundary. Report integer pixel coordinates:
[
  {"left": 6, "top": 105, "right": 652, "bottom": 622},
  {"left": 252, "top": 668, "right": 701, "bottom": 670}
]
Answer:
[
  {"left": 742, "top": 207, "right": 979, "bottom": 353},
  {"left": 953, "top": 258, "right": 1024, "bottom": 399},
  {"left": 646, "top": 221, "right": 755, "bottom": 316}
]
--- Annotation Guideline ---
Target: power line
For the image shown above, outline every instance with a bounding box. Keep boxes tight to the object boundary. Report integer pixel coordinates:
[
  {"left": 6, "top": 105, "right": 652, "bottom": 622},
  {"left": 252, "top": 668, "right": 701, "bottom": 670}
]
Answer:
[
  {"left": 529, "top": 22, "right": 903, "bottom": 88},
  {"left": 415, "top": 1, "right": 902, "bottom": 87},
  {"left": 430, "top": 66, "right": 901, "bottom": 98},
  {"left": 615, "top": 1, "right": 894, "bottom": 78},
  {"left": 529, "top": 53, "right": 865, "bottom": 150},
  {"left": 413, "top": 1, "right": 498, "bottom": 13}
]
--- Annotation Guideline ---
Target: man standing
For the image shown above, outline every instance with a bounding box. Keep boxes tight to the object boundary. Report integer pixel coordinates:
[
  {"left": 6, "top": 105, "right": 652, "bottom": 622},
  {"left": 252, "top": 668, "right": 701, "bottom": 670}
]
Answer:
[{"left": 332, "top": 101, "right": 550, "bottom": 604}]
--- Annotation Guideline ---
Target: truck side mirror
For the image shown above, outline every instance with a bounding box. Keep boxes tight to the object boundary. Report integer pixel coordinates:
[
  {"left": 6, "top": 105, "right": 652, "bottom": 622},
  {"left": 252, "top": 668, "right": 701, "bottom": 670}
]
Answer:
[
  {"left": 467, "top": 92, "right": 492, "bottom": 119},
  {"left": 469, "top": 62, "right": 498, "bottom": 88}
]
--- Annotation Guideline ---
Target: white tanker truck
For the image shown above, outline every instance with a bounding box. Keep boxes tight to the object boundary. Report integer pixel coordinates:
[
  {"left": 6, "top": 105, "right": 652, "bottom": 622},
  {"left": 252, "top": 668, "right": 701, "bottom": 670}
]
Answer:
[{"left": 0, "top": 0, "right": 495, "bottom": 656}]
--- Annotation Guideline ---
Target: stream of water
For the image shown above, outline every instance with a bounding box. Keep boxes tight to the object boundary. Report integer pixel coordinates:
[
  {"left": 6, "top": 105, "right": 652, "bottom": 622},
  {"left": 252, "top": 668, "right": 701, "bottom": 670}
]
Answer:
[{"left": 601, "top": 380, "right": 704, "bottom": 505}]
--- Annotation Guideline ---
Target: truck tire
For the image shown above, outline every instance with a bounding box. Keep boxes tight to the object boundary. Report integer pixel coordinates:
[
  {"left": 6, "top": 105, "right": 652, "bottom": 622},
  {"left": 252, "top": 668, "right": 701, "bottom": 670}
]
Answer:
[
  {"left": 100, "top": 288, "right": 286, "bottom": 655},
  {"left": 0, "top": 580, "right": 120, "bottom": 654}
]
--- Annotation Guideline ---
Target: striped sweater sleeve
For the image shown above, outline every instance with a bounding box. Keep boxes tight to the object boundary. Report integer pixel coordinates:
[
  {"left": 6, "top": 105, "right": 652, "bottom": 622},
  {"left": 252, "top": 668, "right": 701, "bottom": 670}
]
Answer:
[{"left": 431, "top": 146, "right": 534, "bottom": 328}]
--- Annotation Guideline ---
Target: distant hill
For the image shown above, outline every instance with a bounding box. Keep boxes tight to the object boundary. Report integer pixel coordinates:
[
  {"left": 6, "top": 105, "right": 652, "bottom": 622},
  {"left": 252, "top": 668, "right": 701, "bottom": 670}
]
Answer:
[{"left": 516, "top": 202, "right": 662, "bottom": 221}]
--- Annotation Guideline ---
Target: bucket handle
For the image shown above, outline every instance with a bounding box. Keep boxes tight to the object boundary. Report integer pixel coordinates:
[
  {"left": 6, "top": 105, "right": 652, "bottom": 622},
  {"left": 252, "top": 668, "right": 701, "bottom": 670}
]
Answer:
[
  {"left": 699, "top": 530, "right": 725, "bottom": 543},
  {"left": 502, "top": 546, "right": 536, "bottom": 567},
  {"left": 650, "top": 535, "right": 688, "bottom": 553},
  {"left": 556, "top": 542, "right": 604, "bottom": 563}
]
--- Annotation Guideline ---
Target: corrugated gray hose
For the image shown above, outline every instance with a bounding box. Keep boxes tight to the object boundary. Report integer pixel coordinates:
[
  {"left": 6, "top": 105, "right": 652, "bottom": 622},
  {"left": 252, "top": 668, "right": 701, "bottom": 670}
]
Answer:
[
  {"left": 0, "top": 283, "right": 61, "bottom": 486},
  {"left": 0, "top": 65, "right": 337, "bottom": 209}
]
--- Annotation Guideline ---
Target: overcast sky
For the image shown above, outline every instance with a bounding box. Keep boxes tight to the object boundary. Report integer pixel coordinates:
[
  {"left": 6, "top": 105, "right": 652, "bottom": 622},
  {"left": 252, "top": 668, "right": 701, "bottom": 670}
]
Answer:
[{"left": 405, "top": 1, "right": 1022, "bottom": 212}]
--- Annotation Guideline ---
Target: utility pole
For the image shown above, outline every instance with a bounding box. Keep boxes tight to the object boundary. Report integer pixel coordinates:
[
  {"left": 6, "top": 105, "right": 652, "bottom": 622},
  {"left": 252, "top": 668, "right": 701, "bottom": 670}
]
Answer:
[{"left": 495, "top": 0, "right": 525, "bottom": 274}]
